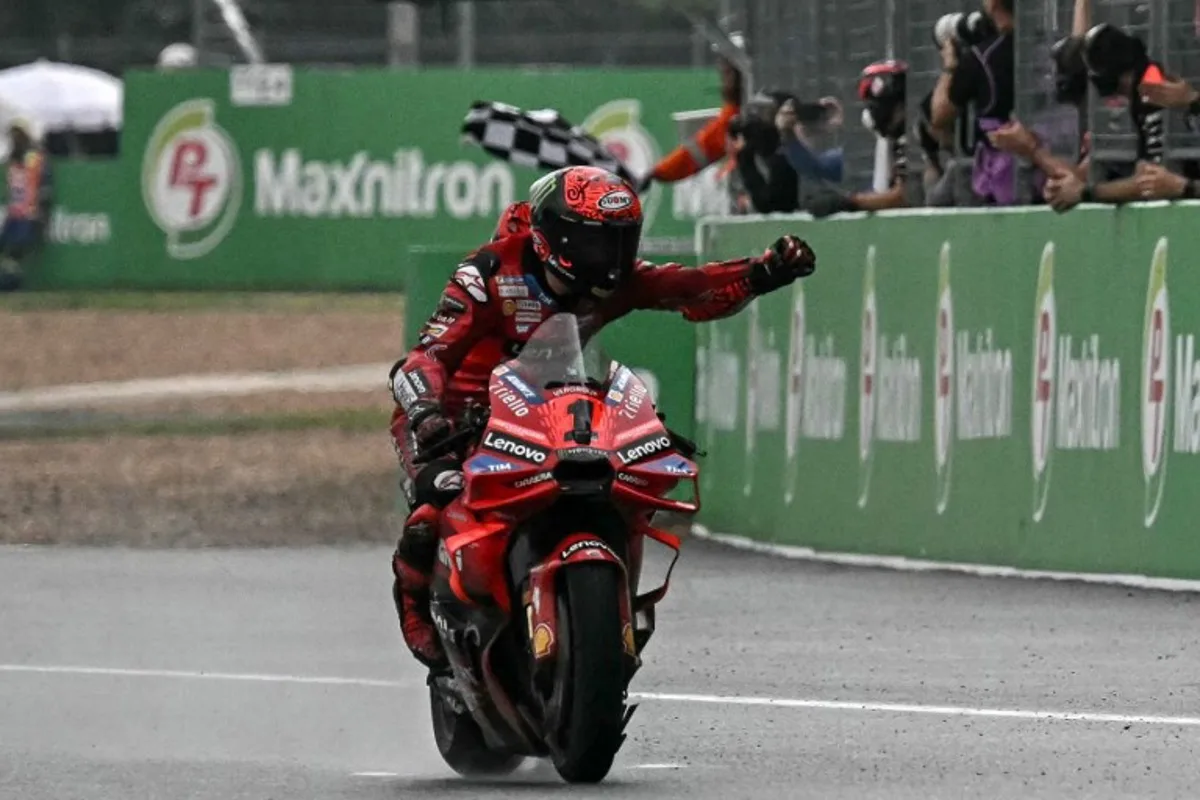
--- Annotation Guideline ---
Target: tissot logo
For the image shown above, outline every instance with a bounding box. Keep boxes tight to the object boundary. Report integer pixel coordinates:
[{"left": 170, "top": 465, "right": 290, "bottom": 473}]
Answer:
[
  {"left": 616, "top": 434, "right": 671, "bottom": 466},
  {"left": 481, "top": 431, "right": 548, "bottom": 464}
]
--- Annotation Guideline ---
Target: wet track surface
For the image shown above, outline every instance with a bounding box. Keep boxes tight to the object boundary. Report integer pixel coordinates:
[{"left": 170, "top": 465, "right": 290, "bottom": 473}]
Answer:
[{"left": 3, "top": 539, "right": 1200, "bottom": 799}]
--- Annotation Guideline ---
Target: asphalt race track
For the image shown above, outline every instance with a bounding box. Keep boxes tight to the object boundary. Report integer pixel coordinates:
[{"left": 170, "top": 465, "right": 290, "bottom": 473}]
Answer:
[{"left": 2, "top": 539, "right": 1199, "bottom": 799}]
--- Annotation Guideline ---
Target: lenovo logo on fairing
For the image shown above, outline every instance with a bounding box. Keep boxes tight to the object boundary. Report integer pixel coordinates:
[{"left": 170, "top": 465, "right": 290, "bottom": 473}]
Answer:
[
  {"left": 482, "top": 431, "right": 548, "bottom": 464},
  {"left": 617, "top": 435, "right": 671, "bottom": 465}
]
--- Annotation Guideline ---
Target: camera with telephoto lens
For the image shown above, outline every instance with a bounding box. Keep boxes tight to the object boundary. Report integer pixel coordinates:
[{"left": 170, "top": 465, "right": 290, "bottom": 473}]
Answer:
[
  {"left": 728, "top": 112, "right": 778, "bottom": 156},
  {"left": 933, "top": 11, "right": 997, "bottom": 51}
]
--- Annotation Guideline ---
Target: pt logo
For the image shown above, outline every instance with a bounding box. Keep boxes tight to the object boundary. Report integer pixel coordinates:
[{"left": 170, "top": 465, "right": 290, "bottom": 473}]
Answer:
[
  {"left": 1142, "top": 237, "right": 1170, "bottom": 527},
  {"left": 142, "top": 99, "right": 243, "bottom": 259},
  {"left": 858, "top": 246, "right": 878, "bottom": 508},
  {"left": 581, "top": 100, "right": 662, "bottom": 230},
  {"left": 934, "top": 242, "right": 954, "bottom": 515},
  {"left": 1031, "top": 243, "right": 1057, "bottom": 523}
]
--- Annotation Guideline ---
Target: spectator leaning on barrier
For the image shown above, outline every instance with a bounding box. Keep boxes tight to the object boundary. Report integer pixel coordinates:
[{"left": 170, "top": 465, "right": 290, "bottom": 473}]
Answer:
[
  {"left": 0, "top": 119, "right": 50, "bottom": 293},
  {"left": 1044, "top": 24, "right": 1200, "bottom": 211},
  {"left": 931, "top": 0, "right": 1016, "bottom": 206},
  {"left": 987, "top": 0, "right": 1093, "bottom": 191},
  {"left": 1133, "top": 74, "right": 1200, "bottom": 200},
  {"left": 807, "top": 60, "right": 909, "bottom": 218}
]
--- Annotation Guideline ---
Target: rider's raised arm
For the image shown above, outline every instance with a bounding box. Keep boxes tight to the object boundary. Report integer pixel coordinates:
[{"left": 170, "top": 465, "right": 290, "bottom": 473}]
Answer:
[
  {"left": 619, "top": 258, "right": 757, "bottom": 322},
  {"left": 617, "top": 236, "right": 816, "bottom": 323},
  {"left": 390, "top": 251, "right": 501, "bottom": 415},
  {"left": 619, "top": 255, "right": 771, "bottom": 322}
]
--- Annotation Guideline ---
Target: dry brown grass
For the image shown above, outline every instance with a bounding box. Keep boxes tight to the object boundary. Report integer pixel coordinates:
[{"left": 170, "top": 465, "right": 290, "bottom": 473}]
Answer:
[
  {"left": 0, "top": 309, "right": 403, "bottom": 391},
  {"left": 0, "top": 428, "right": 404, "bottom": 547},
  {"left": 0, "top": 297, "right": 412, "bottom": 547}
]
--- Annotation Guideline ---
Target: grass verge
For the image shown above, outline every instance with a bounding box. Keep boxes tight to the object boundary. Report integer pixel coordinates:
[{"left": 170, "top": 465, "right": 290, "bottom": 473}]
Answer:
[
  {"left": 0, "top": 407, "right": 388, "bottom": 442},
  {"left": 0, "top": 292, "right": 406, "bottom": 313}
]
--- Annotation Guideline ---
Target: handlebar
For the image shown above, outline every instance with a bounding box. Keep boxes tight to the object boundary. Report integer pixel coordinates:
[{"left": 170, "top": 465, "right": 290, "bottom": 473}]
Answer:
[{"left": 413, "top": 404, "right": 491, "bottom": 465}]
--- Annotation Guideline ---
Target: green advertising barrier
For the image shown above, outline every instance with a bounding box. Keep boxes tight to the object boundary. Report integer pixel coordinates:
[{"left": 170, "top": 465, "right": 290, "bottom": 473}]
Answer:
[
  {"left": 1, "top": 160, "right": 122, "bottom": 290},
  {"left": 405, "top": 245, "right": 695, "bottom": 437},
  {"left": 698, "top": 204, "right": 1200, "bottom": 579},
  {"left": 28, "top": 67, "right": 722, "bottom": 291}
]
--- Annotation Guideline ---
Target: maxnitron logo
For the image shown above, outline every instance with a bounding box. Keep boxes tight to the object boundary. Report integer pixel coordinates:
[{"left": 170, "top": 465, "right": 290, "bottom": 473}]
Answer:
[
  {"left": 1031, "top": 243, "right": 1057, "bottom": 523},
  {"left": 695, "top": 329, "right": 740, "bottom": 434},
  {"left": 1142, "top": 237, "right": 1170, "bottom": 527},
  {"left": 783, "top": 280, "right": 848, "bottom": 506},
  {"left": 857, "top": 246, "right": 922, "bottom": 509},
  {"left": 743, "top": 299, "right": 781, "bottom": 497},
  {"left": 858, "top": 247, "right": 879, "bottom": 509},
  {"left": 142, "top": 99, "right": 243, "bottom": 259},
  {"left": 254, "top": 149, "right": 513, "bottom": 219},
  {"left": 934, "top": 242, "right": 1013, "bottom": 516},
  {"left": 1031, "top": 242, "right": 1122, "bottom": 524},
  {"left": 934, "top": 243, "right": 955, "bottom": 514}
]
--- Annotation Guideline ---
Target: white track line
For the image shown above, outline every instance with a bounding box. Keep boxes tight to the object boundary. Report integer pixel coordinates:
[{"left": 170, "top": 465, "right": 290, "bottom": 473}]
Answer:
[
  {"left": 634, "top": 692, "right": 1200, "bottom": 727},
  {"left": 0, "top": 664, "right": 408, "bottom": 688},
  {"left": 693, "top": 527, "right": 1200, "bottom": 594},
  {"left": 0, "top": 363, "right": 393, "bottom": 413},
  {"left": 3, "top": 663, "right": 1198, "bottom": 727}
]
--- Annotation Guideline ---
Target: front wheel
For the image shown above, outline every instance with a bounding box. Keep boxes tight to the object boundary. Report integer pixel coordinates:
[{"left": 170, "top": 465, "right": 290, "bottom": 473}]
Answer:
[
  {"left": 429, "top": 684, "right": 524, "bottom": 777},
  {"left": 550, "top": 564, "right": 628, "bottom": 784}
]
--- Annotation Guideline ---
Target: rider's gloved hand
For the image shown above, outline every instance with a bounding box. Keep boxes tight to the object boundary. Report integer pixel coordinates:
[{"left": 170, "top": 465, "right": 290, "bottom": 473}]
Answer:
[
  {"left": 409, "top": 401, "right": 453, "bottom": 461},
  {"left": 749, "top": 235, "right": 817, "bottom": 294}
]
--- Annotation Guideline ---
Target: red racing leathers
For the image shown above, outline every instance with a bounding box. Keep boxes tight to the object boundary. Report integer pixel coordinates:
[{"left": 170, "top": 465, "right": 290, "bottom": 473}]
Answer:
[{"left": 389, "top": 230, "right": 763, "bottom": 478}]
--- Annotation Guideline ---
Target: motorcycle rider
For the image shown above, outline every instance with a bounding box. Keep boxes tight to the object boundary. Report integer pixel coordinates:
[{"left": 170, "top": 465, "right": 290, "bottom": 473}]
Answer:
[{"left": 389, "top": 165, "right": 816, "bottom": 670}]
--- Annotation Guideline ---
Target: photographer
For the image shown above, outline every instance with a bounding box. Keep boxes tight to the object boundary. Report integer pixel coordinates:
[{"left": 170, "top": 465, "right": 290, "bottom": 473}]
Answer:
[
  {"left": 806, "top": 61, "right": 909, "bottom": 218},
  {"left": 1043, "top": 24, "right": 1200, "bottom": 211},
  {"left": 729, "top": 91, "right": 802, "bottom": 214},
  {"left": 930, "top": 0, "right": 1016, "bottom": 206}
]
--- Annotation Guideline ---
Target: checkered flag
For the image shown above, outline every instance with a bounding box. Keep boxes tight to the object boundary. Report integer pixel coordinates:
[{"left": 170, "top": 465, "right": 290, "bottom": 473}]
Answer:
[{"left": 461, "top": 101, "right": 637, "bottom": 185}]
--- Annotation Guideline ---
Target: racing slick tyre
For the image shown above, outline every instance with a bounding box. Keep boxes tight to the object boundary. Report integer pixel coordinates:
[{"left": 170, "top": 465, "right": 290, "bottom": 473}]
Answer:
[
  {"left": 550, "top": 563, "right": 627, "bottom": 784},
  {"left": 429, "top": 684, "right": 523, "bottom": 777}
]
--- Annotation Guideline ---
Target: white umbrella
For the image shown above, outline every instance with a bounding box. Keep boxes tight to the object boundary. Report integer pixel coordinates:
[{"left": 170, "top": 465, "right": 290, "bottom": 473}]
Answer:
[{"left": 0, "top": 59, "right": 123, "bottom": 133}]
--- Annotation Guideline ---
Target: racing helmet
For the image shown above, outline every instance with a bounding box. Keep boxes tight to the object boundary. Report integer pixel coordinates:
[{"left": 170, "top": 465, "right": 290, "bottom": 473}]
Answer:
[
  {"left": 858, "top": 60, "right": 908, "bottom": 138},
  {"left": 529, "top": 166, "right": 643, "bottom": 298}
]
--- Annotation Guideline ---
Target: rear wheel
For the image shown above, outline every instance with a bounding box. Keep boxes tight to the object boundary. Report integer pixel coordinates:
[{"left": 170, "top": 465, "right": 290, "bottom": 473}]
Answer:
[
  {"left": 429, "top": 684, "right": 524, "bottom": 777},
  {"left": 550, "top": 564, "right": 627, "bottom": 784}
]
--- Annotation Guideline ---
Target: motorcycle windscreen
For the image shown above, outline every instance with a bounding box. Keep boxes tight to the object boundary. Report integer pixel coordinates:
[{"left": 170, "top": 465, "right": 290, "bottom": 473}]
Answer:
[{"left": 497, "top": 312, "right": 613, "bottom": 393}]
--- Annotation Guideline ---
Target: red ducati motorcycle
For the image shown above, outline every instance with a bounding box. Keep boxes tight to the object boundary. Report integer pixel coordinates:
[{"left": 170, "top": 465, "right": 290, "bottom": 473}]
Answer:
[{"left": 422, "top": 313, "right": 699, "bottom": 784}]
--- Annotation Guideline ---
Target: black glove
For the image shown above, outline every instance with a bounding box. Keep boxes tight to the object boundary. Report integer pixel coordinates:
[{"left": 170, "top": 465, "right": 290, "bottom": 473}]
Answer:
[
  {"left": 749, "top": 235, "right": 817, "bottom": 294},
  {"left": 408, "top": 401, "right": 453, "bottom": 462},
  {"left": 806, "top": 191, "right": 857, "bottom": 219}
]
